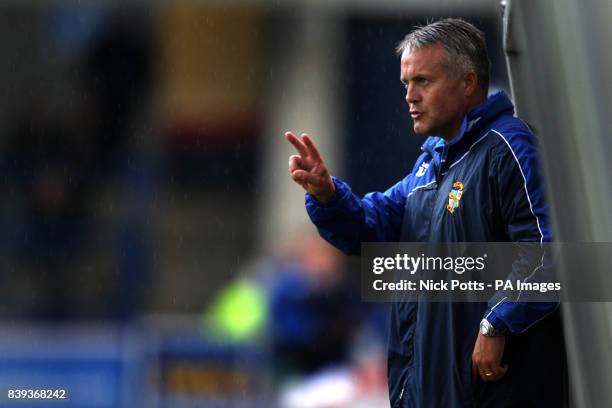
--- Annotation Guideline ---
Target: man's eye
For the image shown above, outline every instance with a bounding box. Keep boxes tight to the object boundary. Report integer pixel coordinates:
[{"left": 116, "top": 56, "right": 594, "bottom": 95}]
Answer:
[{"left": 417, "top": 78, "right": 430, "bottom": 85}]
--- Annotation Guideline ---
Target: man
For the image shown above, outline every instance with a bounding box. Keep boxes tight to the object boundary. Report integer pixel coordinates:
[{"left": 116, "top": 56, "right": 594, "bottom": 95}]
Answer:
[{"left": 286, "top": 19, "right": 566, "bottom": 407}]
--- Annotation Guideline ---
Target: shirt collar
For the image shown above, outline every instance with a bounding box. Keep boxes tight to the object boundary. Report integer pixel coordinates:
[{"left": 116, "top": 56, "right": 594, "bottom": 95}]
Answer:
[{"left": 434, "top": 117, "right": 468, "bottom": 152}]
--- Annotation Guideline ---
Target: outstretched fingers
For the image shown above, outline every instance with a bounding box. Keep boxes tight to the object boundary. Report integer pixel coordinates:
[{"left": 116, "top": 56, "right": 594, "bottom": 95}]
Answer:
[
  {"left": 285, "top": 132, "right": 324, "bottom": 165},
  {"left": 285, "top": 131, "right": 309, "bottom": 159},
  {"left": 301, "top": 134, "right": 323, "bottom": 163}
]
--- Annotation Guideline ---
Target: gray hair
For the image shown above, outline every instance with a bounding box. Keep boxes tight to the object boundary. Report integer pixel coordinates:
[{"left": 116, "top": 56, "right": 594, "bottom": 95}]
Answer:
[{"left": 396, "top": 18, "right": 490, "bottom": 92}]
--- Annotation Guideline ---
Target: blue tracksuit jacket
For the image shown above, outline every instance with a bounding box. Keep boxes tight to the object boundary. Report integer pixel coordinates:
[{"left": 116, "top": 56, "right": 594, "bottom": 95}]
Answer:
[{"left": 305, "top": 92, "right": 565, "bottom": 407}]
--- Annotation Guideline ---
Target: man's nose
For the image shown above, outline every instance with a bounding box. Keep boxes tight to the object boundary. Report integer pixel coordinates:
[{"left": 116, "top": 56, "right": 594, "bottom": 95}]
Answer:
[{"left": 406, "top": 84, "right": 420, "bottom": 104}]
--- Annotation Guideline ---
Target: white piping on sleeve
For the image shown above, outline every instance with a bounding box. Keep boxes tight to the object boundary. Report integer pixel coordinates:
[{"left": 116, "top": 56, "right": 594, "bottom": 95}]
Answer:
[
  {"left": 488, "top": 129, "right": 556, "bottom": 333},
  {"left": 490, "top": 300, "right": 560, "bottom": 335},
  {"left": 516, "top": 251, "right": 546, "bottom": 301},
  {"left": 485, "top": 296, "right": 508, "bottom": 319},
  {"left": 490, "top": 129, "right": 544, "bottom": 244}
]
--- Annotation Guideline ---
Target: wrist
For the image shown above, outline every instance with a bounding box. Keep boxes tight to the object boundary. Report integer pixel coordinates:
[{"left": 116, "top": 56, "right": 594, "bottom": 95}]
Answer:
[{"left": 313, "top": 179, "right": 336, "bottom": 203}]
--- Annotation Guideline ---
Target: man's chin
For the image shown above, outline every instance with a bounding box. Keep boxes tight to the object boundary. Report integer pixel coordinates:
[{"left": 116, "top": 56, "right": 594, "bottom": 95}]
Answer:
[{"left": 412, "top": 125, "right": 429, "bottom": 136}]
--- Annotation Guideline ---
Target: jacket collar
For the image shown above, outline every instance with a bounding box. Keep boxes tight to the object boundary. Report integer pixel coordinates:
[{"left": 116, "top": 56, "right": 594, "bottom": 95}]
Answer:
[{"left": 420, "top": 91, "right": 515, "bottom": 156}]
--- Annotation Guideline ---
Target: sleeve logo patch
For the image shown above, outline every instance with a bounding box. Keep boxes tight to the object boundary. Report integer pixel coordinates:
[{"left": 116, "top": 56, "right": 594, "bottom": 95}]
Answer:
[
  {"left": 446, "top": 181, "right": 464, "bottom": 214},
  {"left": 415, "top": 161, "right": 430, "bottom": 177}
]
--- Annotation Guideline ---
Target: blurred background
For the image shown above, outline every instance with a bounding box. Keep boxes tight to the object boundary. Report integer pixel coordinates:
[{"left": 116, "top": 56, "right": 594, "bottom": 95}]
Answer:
[{"left": 2, "top": 0, "right": 608, "bottom": 407}]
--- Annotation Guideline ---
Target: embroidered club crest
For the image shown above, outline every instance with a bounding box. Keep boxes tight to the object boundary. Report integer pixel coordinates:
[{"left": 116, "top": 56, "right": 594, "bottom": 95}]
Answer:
[{"left": 447, "top": 181, "right": 464, "bottom": 214}]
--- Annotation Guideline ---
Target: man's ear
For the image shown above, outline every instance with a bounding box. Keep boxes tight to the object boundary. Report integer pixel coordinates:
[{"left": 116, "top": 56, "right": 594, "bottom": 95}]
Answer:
[{"left": 464, "top": 70, "right": 478, "bottom": 97}]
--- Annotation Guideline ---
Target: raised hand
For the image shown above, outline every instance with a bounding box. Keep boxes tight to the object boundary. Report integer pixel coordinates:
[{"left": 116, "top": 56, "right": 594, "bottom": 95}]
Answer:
[{"left": 285, "top": 131, "right": 336, "bottom": 203}]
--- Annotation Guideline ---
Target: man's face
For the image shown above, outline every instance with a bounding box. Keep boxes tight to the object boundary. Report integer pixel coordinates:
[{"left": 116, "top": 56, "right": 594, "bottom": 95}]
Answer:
[{"left": 400, "top": 44, "right": 469, "bottom": 139}]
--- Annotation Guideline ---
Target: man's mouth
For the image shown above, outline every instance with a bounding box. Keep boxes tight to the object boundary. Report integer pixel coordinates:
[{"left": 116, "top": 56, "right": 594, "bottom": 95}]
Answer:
[{"left": 410, "top": 111, "right": 423, "bottom": 119}]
